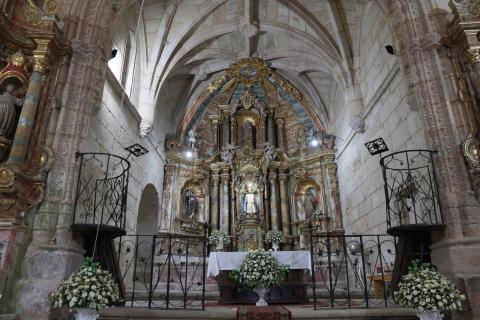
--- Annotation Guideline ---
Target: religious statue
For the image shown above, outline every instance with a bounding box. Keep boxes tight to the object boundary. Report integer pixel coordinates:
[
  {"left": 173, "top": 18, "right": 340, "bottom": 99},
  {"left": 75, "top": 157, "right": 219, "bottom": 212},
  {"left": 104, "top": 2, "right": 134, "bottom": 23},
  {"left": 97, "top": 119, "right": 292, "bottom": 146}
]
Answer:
[
  {"left": 296, "top": 195, "right": 306, "bottom": 221},
  {"left": 254, "top": 99, "right": 267, "bottom": 117},
  {"left": 295, "top": 126, "right": 307, "bottom": 149},
  {"left": 183, "top": 189, "right": 198, "bottom": 218},
  {"left": 0, "top": 83, "right": 22, "bottom": 139},
  {"left": 241, "top": 182, "right": 258, "bottom": 217},
  {"left": 261, "top": 143, "right": 275, "bottom": 163},
  {"left": 303, "top": 187, "right": 319, "bottom": 218},
  {"left": 221, "top": 143, "right": 237, "bottom": 164},
  {"left": 187, "top": 127, "right": 197, "bottom": 149}
]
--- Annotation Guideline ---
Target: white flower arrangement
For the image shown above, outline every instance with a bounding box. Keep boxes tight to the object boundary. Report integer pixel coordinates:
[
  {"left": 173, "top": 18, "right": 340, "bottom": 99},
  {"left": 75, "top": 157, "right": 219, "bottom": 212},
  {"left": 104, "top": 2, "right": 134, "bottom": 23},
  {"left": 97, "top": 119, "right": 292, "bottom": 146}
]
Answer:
[
  {"left": 395, "top": 260, "right": 466, "bottom": 312},
  {"left": 208, "top": 229, "right": 229, "bottom": 246},
  {"left": 229, "top": 249, "right": 289, "bottom": 289},
  {"left": 51, "top": 258, "right": 122, "bottom": 310},
  {"left": 264, "top": 229, "right": 284, "bottom": 244}
]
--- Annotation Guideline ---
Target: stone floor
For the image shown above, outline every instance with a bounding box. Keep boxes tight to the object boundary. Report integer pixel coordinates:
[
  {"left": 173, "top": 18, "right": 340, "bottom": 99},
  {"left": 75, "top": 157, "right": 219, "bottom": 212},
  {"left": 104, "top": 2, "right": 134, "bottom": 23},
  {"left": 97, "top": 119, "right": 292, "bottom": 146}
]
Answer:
[{"left": 99, "top": 305, "right": 417, "bottom": 320}]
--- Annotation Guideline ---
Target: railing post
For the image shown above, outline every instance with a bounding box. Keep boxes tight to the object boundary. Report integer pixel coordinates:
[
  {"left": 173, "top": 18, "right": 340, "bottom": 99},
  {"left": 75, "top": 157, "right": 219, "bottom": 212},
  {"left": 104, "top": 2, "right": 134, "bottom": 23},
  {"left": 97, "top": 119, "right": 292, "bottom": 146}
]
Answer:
[
  {"left": 341, "top": 236, "right": 352, "bottom": 308},
  {"left": 131, "top": 235, "right": 139, "bottom": 307},
  {"left": 377, "top": 235, "right": 387, "bottom": 307},
  {"left": 202, "top": 224, "right": 209, "bottom": 310},
  {"left": 166, "top": 234, "right": 172, "bottom": 310},
  {"left": 326, "top": 235, "right": 334, "bottom": 308},
  {"left": 148, "top": 235, "right": 156, "bottom": 308},
  {"left": 308, "top": 221, "right": 317, "bottom": 310},
  {"left": 359, "top": 235, "right": 369, "bottom": 308}
]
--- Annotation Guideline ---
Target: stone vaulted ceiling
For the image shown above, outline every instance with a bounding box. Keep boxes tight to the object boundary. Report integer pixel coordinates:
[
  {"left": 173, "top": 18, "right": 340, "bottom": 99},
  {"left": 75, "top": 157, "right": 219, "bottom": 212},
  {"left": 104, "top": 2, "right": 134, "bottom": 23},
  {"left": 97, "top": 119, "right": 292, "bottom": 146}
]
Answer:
[{"left": 118, "top": 0, "right": 384, "bottom": 132}]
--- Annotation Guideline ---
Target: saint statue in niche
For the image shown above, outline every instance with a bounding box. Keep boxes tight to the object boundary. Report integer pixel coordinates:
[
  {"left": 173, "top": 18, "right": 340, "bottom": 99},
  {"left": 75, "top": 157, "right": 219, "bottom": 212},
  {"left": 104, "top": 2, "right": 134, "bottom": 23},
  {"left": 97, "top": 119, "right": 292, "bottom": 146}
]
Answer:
[
  {"left": 303, "top": 187, "right": 319, "bottom": 218},
  {"left": 241, "top": 181, "right": 259, "bottom": 217},
  {"left": 0, "top": 83, "right": 23, "bottom": 139},
  {"left": 296, "top": 195, "right": 306, "bottom": 221},
  {"left": 183, "top": 189, "right": 198, "bottom": 219}
]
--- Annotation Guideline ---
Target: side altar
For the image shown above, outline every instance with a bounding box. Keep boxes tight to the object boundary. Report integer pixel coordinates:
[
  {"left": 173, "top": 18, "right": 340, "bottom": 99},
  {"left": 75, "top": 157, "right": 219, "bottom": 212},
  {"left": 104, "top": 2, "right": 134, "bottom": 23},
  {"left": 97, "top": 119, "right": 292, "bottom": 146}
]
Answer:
[
  {"left": 208, "top": 251, "right": 312, "bottom": 304},
  {"left": 158, "top": 58, "right": 344, "bottom": 251}
]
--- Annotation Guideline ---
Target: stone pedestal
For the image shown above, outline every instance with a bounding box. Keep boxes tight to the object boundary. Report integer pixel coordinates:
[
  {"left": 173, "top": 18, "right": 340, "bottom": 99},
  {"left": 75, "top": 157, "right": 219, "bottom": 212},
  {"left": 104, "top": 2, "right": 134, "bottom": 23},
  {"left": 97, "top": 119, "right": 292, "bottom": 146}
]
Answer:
[{"left": 14, "top": 242, "right": 84, "bottom": 320}]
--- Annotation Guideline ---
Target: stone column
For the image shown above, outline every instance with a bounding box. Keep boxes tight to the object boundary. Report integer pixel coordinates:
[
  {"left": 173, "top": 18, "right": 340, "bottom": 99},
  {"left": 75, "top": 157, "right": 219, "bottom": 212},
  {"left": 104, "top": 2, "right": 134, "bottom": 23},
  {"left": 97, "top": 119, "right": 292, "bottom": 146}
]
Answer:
[
  {"left": 267, "top": 108, "right": 275, "bottom": 146},
  {"left": 210, "top": 169, "right": 220, "bottom": 231},
  {"left": 390, "top": 3, "right": 480, "bottom": 319},
  {"left": 220, "top": 105, "right": 230, "bottom": 147},
  {"left": 9, "top": 54, "right": 46, "bottom": 164},
  {"left": 14, "top": 1, "right": 118, "bottom": 317},
  {"left": 269, "top": 171, "right": 279, "bottom": 230},
  {"left": 275, "top": 115, "right": 285, "bottom": 150},
  {"left": 159, "top": 165, "right": 175, "bottom": 232},
  {"left": 326, "top": 162, "right": 342, "bottom": 231},
  {"left": 278, "top": 170, "right": 290, "bottom": 235},
  {"left": 219, "top": 170, "right": 230, "bottom": 234},
  {"left": 209, "top": 115, "right": 221, "bottom": 152}
]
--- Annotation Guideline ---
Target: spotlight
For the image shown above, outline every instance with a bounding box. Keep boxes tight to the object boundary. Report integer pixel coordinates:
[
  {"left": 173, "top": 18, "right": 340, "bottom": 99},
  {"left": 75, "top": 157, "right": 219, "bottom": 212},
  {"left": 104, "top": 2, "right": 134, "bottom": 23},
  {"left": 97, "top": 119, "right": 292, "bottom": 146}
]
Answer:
[
  {"left": 185, "top": 150, "right": 193, "bottom": 159},
  {"left": 310, "top": 139, "right": 319, "bottom": 147},
  {"left": 385, "top": 45, "right": 395, "bottom": 55}
]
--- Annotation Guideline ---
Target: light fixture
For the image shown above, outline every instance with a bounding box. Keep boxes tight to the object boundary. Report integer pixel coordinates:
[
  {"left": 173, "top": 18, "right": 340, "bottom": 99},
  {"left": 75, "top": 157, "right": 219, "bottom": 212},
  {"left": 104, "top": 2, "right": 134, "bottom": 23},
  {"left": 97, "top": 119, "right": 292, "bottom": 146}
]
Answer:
[
  {"left": 124, "top": 143, "right": 149, "bottom": 160},
  {"left": 309, "top": 139, "right": 319, "bottom": 147},
  {"left": 364, "top": 138, "right": 389, "bottom": 156},
  {"left": 185, "top": 150, "right": 193, "bottom": 159}
]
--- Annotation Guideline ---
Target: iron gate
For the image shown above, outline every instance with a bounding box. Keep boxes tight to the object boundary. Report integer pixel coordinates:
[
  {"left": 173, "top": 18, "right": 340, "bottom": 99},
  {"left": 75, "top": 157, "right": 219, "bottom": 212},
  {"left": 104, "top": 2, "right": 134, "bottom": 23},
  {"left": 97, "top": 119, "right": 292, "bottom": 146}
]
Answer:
[{"left": 116, "top": 233, "right": 208, "bottom": 310}]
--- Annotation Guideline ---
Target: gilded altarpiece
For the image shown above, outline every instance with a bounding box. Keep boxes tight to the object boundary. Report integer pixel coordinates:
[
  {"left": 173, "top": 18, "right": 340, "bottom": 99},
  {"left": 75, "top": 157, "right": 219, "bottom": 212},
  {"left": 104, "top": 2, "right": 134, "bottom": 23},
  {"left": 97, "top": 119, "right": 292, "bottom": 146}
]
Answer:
[
  {"left": 160, "top": 58, "right": 343, "bottom": 250},
  {"left": 0, "top": 0, "right": 67, "bottom": 312}
]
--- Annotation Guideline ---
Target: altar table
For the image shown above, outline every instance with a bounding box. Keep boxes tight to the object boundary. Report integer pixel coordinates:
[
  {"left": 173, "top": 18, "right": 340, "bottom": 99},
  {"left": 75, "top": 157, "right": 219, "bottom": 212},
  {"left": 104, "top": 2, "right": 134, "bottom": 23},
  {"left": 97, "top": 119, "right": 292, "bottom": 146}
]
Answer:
[
  {"left": 207, "top": 251, "right": 312, "bottom": 277},
  {"left": 207, "top": 251, "right": 312, "bottom": 304}
]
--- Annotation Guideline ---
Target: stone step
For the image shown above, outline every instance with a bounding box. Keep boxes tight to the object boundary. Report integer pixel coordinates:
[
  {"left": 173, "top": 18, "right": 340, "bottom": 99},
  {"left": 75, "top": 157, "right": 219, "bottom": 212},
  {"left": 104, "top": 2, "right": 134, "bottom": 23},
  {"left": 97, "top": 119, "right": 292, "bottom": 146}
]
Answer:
[{"left": 99, "top": 306, "right": 416, "bottom": 320}]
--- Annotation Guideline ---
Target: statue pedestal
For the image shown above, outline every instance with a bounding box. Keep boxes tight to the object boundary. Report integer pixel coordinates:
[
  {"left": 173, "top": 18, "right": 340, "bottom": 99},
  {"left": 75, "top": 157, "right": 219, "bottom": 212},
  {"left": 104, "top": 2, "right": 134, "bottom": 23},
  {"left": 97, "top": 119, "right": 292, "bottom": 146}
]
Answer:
[{"left": 235, "top": 216, "right": 263, "bottom": 251}]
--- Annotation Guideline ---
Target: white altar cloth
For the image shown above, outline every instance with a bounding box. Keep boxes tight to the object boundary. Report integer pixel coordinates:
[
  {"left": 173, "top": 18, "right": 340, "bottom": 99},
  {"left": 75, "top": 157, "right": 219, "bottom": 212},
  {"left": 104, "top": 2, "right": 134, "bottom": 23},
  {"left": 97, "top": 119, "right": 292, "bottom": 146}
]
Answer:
[{"left": 207, "top": 251, "right": 312, "bottom": 277}]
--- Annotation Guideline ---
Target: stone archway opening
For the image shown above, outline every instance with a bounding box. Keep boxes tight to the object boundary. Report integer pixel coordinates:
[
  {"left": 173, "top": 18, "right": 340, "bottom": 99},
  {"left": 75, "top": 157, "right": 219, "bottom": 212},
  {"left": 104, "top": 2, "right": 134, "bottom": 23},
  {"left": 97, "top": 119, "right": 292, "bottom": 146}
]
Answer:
[{"left": 136, "top": 184, "right": 159, "bottom": 236}]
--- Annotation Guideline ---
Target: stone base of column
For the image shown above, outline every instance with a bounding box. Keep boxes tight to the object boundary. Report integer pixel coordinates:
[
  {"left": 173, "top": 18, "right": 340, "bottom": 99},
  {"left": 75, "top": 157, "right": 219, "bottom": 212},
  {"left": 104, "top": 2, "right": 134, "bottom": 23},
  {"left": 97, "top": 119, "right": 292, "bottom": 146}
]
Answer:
[
  {"left": 431, "top": 238, "right": 480, "bottom": 320},
  {"left": 14, "top": 243, "right": 84, "bottom": 320}
]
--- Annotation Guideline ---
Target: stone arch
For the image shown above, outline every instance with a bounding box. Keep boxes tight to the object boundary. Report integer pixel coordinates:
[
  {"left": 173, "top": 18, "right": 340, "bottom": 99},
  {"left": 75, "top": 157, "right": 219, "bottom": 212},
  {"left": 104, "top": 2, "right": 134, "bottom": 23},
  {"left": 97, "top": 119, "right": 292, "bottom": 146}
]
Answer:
[{"left": 136, "top": 184, "right": 159, "bottom": 235}]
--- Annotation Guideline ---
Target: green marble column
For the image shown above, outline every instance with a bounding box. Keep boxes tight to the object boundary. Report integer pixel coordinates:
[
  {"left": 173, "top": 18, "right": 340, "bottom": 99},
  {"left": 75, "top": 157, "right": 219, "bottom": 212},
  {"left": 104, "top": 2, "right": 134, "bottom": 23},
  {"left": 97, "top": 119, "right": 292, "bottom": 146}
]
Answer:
[{"left": 9, "top": 57, "right": 45, "bottom": 164}]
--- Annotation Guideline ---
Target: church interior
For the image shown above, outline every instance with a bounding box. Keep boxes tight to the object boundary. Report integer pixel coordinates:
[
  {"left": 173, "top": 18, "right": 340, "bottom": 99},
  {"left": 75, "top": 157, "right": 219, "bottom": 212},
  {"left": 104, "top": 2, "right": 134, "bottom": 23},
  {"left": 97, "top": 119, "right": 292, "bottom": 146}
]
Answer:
[{"left": 0, "top": 0, "right": 479, "bottom": 319}]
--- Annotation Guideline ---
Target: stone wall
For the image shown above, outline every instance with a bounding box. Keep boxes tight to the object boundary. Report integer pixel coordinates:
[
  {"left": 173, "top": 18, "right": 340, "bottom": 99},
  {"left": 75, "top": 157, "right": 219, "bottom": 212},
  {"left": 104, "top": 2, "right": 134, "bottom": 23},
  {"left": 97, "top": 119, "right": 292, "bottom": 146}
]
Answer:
[
  {"left": 85, "top": 69, "right": 165, "bottom": 234},
  {"left": 335, "top": 2, "right": 428, "bottom": 235}
]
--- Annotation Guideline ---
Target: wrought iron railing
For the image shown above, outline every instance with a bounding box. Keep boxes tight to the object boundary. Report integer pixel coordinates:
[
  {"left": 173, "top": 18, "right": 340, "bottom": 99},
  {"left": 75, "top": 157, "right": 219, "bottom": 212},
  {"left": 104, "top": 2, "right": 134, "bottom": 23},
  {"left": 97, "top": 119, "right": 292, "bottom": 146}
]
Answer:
[
  {"left": 115, "top": 233, "right": 208, "bottom": 310},
  {"left": 309, "top": 233, "right": 398, "bottom": 309},
  {"left": 380, "top": 150, "right": 443, "bottom": 234},
  {"left": 73, "top": 153, "right": 130, "bottom": 231}
]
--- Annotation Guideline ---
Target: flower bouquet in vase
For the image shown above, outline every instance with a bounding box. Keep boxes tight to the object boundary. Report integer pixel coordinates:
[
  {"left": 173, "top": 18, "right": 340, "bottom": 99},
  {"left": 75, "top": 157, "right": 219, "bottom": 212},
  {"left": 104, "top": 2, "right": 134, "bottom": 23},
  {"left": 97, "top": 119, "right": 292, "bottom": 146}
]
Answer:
[
  {"left": 264, "top": 229, "right": 284, "bottom": 251},
  {"left": 229, "top": 250, "right": 289, "bottom": 306},
  {"left": 51, "top": 257, "right": 122, "bottom": 320},
  {"left": 395, "top": 260, "right": 466, "bottom": 320},
  {"left": 209, "top": 229, "right": 229, "bottom": 251}
]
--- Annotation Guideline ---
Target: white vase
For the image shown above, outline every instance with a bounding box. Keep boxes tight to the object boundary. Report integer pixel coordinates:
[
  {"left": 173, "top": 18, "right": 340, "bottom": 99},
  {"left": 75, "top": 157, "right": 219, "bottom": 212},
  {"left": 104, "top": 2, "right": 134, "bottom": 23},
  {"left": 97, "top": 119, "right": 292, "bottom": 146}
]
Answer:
[
  {"left": 254, "top": 287, "right": 269, "bottom": 306},
  {"left": 417, "top": 311, "right": 444, "bottom": 320},
  {"left": 75, "top": 308, "right": 98, "bottom": 320},
  {"left": 272, "top": 243, "right": 279, "bottom": 251},
  {"left": 215, "top": 240, "right": 224, "bottom": 252}
]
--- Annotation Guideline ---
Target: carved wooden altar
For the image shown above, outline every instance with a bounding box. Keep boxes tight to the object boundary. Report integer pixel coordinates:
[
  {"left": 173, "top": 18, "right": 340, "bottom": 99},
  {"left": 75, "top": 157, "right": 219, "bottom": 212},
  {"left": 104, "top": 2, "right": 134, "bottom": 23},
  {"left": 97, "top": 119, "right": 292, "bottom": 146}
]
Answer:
[{"left": 160, "top": 57, "right": 344, "bottom": 250}]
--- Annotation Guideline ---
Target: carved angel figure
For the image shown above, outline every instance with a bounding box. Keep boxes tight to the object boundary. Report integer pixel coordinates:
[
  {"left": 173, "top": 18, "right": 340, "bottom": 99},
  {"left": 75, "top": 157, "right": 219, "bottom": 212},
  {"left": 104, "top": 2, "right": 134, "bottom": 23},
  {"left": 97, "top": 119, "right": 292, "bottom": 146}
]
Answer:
[
  {"left": 0, "top": 83, "right": 22, "bottom": 138},
  {"left": 221, "top": 143, "right": 237, "bottom": 164},
  {"left": 295, "top": 126, "right": 307, "bottom": 149},
  {"left": 254, "top": 99, "right": 267, "bottom": 117},
  {"left": 262, "top": 143, "right": 275, "bottom": 163},
  {"left": 187, "top": 127, "right": 197, "bottom": 149}
]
